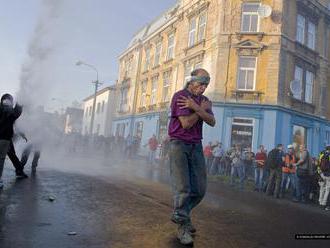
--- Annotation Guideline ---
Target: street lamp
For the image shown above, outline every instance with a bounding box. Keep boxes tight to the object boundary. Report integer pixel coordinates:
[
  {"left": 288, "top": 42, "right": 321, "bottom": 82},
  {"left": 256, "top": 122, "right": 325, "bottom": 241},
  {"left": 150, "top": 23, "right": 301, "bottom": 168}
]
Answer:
[{"left": 76, "top": 60, "right": 102, "bottom": 135}]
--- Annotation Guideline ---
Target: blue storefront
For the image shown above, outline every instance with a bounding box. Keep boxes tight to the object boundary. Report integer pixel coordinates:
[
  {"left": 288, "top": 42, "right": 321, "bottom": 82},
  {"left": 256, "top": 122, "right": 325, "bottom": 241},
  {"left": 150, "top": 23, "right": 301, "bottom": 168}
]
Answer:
[{"left": 203, "top": 103, "right": 330, "bottom": 156}]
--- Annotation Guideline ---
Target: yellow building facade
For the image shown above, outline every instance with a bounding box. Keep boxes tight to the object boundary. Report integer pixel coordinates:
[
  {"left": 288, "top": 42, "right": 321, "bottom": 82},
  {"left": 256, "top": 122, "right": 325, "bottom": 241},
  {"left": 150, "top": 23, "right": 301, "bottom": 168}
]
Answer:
[{"left": 113, "top": 0, "right": 330, "bottom": 155}]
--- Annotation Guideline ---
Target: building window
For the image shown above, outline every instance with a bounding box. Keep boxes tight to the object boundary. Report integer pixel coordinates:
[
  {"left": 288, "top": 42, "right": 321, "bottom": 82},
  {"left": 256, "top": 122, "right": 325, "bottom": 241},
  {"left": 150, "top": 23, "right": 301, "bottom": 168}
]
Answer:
[
  {"left": 96, "top": 102, "right": 101, "bottom": 114},
  {"left": 198, "top": 11, "right": 207, "bottom": 42},
  {"left": 237, "top": 56, "right": 257, "bottom": 90},
  {"left": 188, "top": 11, "right": 207, "bottom": 47},
  {"left": 293, "top": 125, "right": 307, "bottom": 149},
  {"left": 162, "top": 71, "right": 171, "bottom": 102},
  {"left": 89, "top": 106, "right": 92, "bottom": 116},
  {"left": 231, "top": 118, "right": 254, "bottom": 150},
  {"left": 307, "top": 22, "right": 316, "bottom": 50},
  {"left": 188, "top": 17, "right": 197, "bottom": 47},
  {"left": 296, "top": 15, "right": 306, "bottom": 44},
  {"left": 124, "top": 57, "right": 133, "bottom": 78},
  {"left": 119, "top": 87, "right": 128, "bottom": 112},
  {"left": 184, "top": 60, "right": 203, "bottom": 83},
  {"left": 241, "top": 3, "right": 260, "bottom": 32},
  {"left": 140, "top": 80, "right": 147, "bottom": 107},
  {"left": 101, "top": 101, "right": 105, "bottom": 113},
  {"left": 325, "top": 131, "right": 330, "bottom": 146},
  {"left": 293, "top": 65, "right": 315, "bottom": 103},
  {"left": 305, "top": 70, "right": 314, "bottom": 104},
  {"left": 293, "top": 65, "right": 303, "bottom": 100},
  {"left": 150, "top": 76, "right": 158, "bottom": 105},
  {"left": 116, "top": 123, "right": 126, "bottom": 137},
  {"left": 85, "top": 108, "right": 88, "bottom": 117},
  {"left": 167, "top": 33, "right": 175, "bottom": 60},
  {"left": 135, "top": 121, "right": 143, "bottom": 138},
  {"left": 154, "top": 42, "right": 162, "bottom": 66},
  {"left": 296, "top": 14, "right": 317, "bottom": 51},
  {"left": 144, "top": 48, "right": 151, "bottom": 71}
]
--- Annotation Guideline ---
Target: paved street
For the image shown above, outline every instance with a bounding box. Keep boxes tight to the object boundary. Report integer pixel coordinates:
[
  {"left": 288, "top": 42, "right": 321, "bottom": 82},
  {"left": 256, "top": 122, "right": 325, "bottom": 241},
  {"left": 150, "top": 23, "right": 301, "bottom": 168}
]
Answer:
[{"left": 0, "top": 153, "right": 330, "bottom": 248}]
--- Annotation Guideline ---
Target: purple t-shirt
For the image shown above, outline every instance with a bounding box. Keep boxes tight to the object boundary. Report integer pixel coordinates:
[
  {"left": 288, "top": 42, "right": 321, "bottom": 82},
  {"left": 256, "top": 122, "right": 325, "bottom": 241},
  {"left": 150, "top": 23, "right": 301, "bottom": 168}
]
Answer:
[{"left": 168, "top": 89, "right": 213, "bottom": 144}]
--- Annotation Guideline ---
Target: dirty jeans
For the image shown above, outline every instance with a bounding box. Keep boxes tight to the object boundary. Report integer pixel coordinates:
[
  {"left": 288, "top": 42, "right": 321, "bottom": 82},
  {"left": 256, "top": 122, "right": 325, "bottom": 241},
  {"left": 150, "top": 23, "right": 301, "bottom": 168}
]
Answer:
[
  {"left": 0, "top": 140, "right": 10, "bottom": 179},
  {"left": 319, "top": 175, "right": 330, "bottom": 206},
  {"left": 266, "top": 168, "right": 282, "bottom": 197},
  {"left": 148, "top": 150, "right": 156, "bottom": 164},
  {"left": 230, "top": 165, "right": 245, "bottom": 189},
  {"left": 169, "top": 140, "right": 207, "bottom": 225},
  {"left": 281, "top": 172, "right": 296, "bottom": 197},
  {"left": 254, "top": 167, "right": 264, "bottom": 190}
]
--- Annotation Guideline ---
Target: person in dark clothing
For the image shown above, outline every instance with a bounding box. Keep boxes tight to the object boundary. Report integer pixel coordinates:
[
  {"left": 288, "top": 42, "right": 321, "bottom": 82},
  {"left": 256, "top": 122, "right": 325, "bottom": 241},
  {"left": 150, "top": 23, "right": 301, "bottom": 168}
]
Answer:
[
  {"left": 7, "top": 140, "right": 28, "bottom": 178},
  {"left": 266, "top": 144, "right": 285, "bottom": 198},
  {"left": 0, "top": 94, "right": 23, "bottom": 188}
]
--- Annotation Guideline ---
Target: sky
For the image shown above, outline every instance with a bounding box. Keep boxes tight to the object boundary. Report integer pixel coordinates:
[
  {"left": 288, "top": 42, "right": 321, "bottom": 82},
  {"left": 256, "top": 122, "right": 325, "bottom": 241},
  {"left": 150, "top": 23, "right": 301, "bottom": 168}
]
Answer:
[{"left": 0, "top": 0, "right": 177, "bottom": 112}]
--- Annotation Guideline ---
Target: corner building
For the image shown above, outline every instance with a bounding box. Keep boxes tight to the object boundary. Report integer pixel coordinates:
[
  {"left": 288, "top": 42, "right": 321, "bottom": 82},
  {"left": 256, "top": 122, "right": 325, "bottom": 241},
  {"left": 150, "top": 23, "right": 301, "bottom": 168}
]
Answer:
[{"left": 112, "top": 0, "right": 330, "bottom": 156}]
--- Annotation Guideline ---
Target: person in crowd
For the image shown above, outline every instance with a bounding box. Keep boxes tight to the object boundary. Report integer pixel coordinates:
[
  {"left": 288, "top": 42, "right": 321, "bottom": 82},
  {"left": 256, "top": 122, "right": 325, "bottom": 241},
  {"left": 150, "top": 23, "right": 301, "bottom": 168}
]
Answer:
[
  {"left": 293, "top": 144, "right": 312, "bottom": 203},
  {"left": 168, "top": 68, "right": 215, "bottom": 245},
  {"left": 159, "top": 136, "right": 170, "bottom": 167},
  {"left": 242, "top": 146, "right": 255, "bottom": 180},
  {"left": 147, "top": 134, "right": 158, "bottom": 165},
  {"left": 0, "top": 94, "right": 23, "bottom": 188},
  {"left": 222, "top": 146, "right": 234, "bottom": 176},
  {"left": 280, "top": 144, "right": 297, "bottom": 199},
  {"left": 318, "top": 144, "right": 330, "bottom": 210},
  {"left": 210, "top": 141, "right": 224, "bottom": 175},
  {"left": 203, "top": 141, "right": 213, "bottom": 173},
  {"left": 230, "top": 144, "right": 245, "bottom": 190},
  {"left": 266, "top": 144, "right": 285, "bottom": 198},
  {"left": 254, "top": 145, "right": 267, "bottom": 191},
  {"left": 7, "top": 131, "right": 28, "bottom": 178}
]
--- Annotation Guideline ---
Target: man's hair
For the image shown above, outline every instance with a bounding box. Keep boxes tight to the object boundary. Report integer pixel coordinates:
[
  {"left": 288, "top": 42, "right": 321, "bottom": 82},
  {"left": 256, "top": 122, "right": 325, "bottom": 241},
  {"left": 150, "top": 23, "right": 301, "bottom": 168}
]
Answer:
[
  {"left": 185, "top": 68, "right": 210, "bottom": 88},
  {"left": 191, "top": 68, "right": 209, "bottom": 77},
  {"left": 276, "top": 144, "right": 283, "bottom": 148}
]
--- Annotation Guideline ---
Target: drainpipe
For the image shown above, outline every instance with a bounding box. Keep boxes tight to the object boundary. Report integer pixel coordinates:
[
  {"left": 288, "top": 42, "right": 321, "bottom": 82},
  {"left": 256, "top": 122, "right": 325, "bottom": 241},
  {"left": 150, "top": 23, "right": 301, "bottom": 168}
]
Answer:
[{"left": 129, "top": 43, "right": 143, "bottom": 138}]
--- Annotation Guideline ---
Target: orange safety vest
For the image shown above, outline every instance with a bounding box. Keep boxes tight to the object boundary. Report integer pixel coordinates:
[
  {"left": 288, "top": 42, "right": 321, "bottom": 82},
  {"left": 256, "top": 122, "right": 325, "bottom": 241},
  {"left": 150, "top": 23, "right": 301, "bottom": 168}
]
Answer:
[{"left": 283, "top": 154, "right": 296, "bottom": 173}]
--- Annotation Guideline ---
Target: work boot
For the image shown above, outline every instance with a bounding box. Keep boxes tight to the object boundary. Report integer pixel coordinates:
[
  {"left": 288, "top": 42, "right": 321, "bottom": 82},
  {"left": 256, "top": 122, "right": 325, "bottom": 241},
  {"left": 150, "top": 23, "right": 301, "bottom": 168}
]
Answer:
[
  {"left": 177, "top": 224, "right": 194, "bottom": 246},
  {"left": 16, "top": 170, "right": 28, "bottom": 179}
]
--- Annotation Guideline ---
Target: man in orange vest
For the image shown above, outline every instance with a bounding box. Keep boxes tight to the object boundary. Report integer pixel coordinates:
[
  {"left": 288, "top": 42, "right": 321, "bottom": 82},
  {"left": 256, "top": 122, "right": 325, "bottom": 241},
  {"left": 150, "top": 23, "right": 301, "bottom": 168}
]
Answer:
[{"left": 280, "top": 144, "right": 297, "bottom": 200}]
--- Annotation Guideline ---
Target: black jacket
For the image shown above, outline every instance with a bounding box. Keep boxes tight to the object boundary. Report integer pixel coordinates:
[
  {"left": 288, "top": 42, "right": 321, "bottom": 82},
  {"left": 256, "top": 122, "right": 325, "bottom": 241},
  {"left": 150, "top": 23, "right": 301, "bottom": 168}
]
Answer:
[{"left": 0, "top": 104, "right": 22, "bottom": 140}]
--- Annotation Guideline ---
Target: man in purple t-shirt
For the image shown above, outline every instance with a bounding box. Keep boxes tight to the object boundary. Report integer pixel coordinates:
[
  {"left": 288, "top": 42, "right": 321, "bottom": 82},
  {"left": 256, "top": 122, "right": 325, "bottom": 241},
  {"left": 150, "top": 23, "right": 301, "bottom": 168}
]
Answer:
[{"left": 168, "top": 68, "right": 215, "bottom": 245}]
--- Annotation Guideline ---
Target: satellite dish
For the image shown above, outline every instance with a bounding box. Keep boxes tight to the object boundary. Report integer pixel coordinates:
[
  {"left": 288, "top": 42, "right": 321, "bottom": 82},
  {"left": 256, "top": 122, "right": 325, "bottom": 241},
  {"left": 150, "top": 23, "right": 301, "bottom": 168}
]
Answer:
[
  {"left": 290, "top": 80, "right": 302, "bottom": 96},
  {"left": 258, "top": 5, "right": 272, "bottom": 18}
]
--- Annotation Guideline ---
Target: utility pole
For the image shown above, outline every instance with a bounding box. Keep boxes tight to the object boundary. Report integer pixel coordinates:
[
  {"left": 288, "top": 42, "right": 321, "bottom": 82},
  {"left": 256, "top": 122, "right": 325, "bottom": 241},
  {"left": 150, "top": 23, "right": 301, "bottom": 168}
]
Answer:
[{"left": 76, "top": 61, "right": 102, "bottom": 135}]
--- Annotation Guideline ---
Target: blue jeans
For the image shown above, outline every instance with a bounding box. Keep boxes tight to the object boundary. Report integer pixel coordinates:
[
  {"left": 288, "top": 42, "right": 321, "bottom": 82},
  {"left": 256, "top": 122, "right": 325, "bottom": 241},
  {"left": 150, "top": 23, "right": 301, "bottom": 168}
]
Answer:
[
  {"left": 169, "top": 140, "right": 207, "bottom": 225},
  {"left": 296, "top": 174, "right": 309, "bottom": 201},
  {"left": 230, "top": 165, "right": 245, "bottom": 189},
  {"left": 281, "top": 172, "right": 296, "bottom": 198},
  {"left": 148, "top": 150, "right": 156, "bottom": 164},
  {"left": 254, "top": 167, "right": 264, "bottom": 190}
]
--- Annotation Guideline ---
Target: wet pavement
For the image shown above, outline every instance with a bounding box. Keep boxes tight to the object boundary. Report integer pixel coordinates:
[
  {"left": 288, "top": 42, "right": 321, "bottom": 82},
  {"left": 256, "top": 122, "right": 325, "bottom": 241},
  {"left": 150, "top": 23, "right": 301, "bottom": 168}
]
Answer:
[{"left": 1, "top": 153, "right": 330, "bottom": 248}]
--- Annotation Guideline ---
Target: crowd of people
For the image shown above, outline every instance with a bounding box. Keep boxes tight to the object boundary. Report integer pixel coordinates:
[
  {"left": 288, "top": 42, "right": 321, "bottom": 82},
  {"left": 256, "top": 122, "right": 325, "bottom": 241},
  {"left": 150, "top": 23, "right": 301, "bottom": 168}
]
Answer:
[{"left": 202, "top": 141, "right": 330, "bottom": 211}]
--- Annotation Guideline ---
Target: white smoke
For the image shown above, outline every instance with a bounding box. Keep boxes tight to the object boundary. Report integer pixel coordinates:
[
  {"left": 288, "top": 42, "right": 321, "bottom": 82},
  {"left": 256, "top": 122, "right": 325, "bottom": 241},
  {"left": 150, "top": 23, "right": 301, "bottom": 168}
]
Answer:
[{"left": 18, "top": 0, "right": 64, "bottom": 108}]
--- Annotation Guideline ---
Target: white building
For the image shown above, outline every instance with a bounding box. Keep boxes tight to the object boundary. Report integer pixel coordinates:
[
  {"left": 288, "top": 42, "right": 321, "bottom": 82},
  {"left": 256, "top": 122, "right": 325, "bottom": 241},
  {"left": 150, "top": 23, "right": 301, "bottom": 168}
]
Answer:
[{"left": 82, "top": 86, "right": 116, "bottom": 136}]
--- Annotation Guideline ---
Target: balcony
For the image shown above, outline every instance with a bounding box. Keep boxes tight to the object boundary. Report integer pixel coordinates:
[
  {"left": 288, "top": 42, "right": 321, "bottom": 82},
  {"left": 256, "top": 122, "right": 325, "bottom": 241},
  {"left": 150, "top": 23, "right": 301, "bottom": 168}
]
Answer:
[
  {"left": 231, "top": 90, "right": 264, "bottom": 103},
  {"left": 158, "top": 101, "right": 170, "bottom": 110},
  {"left": 148, "top": 104, "right": 157, "bottom": 111},
  {"left": 138, "top": 106, "right": 147, "bottom": 113}
]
